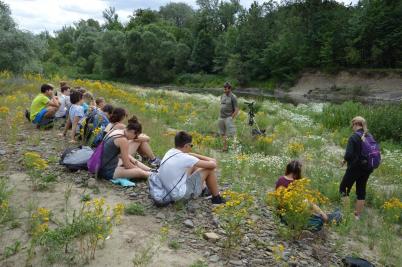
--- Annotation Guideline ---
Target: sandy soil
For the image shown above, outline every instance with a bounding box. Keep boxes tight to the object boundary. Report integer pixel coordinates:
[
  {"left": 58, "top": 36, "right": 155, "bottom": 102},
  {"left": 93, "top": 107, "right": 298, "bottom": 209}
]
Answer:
[
  {"left": 0, "top": 172, "right": 206, "bottom": 267},
  {"left": 284, "top": 70, "right": 402, "bottom": 103}
]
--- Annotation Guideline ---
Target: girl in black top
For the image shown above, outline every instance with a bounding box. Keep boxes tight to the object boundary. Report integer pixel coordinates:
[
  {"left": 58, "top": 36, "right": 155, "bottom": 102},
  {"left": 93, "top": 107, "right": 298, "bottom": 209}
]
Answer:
[
  {"left": 99, "top": 118, "right": 151, "bottom": 180},
  {"left": 340, "top": 116, "right": 373, "bottom": 220}
]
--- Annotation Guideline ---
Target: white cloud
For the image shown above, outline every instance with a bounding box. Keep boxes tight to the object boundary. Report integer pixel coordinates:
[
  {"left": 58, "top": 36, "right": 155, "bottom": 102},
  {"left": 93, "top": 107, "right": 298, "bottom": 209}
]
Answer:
[{"left": 3, "top": 0, "right": 359, "bottom": 34}]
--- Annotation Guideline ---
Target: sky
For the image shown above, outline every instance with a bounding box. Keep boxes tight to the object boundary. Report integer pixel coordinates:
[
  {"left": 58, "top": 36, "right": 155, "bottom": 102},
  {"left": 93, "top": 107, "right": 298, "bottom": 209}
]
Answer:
[{"left": 3, "top": 0, "right": 359, "bottom": 34}]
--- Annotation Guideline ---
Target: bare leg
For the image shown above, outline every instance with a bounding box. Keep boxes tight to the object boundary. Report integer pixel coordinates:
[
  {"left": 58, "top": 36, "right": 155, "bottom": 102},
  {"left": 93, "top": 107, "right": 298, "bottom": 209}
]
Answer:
[
  {"left": 137, "top": 141, "right": 156, "bottom": 159},
  {"left": 355, "top": 200, "right": 365, "bottom": 218},
  {"left": 45, "top": 107, "right": 58, "bottom": 118},
  {"left": 113, "top": 166, "right": 150, "bottom": 180},
  {"left": 128, "top": 140, "right": 141, "bottom": 156},
  {"left": 192, "top": 168, "right": 219, "bottom": 196}
]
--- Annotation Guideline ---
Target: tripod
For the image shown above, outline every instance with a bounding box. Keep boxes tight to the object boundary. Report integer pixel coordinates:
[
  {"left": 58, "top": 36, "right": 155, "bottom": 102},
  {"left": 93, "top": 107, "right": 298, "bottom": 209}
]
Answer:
[{"left": 245, "top": 101, "right": 265, "bottom": 136}]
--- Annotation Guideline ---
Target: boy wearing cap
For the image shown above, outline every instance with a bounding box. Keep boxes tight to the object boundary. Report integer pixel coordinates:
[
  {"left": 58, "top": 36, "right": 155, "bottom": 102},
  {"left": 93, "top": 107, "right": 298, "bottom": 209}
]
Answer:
[
  {"left": 29, "top": 83, "right": 60, "bottom": 126},
  {"left": 218, "top": 82, "right": 239, "bottom": 151}
]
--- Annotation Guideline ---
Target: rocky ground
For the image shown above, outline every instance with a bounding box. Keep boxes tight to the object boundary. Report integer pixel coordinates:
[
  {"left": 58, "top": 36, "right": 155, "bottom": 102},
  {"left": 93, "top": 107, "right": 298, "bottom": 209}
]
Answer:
[{"left": 0, "top": 123, "right": 347, "bottom": 267}]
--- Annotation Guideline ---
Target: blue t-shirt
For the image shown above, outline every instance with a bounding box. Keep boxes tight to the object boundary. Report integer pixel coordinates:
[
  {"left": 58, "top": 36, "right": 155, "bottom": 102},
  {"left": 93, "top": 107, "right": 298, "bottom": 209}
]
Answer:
[
  {"left": 69, "top": 104, "right": 85, "bottom": 125},
  {"left": 82, "top": 103, "right": 89, "bottom": 114}
]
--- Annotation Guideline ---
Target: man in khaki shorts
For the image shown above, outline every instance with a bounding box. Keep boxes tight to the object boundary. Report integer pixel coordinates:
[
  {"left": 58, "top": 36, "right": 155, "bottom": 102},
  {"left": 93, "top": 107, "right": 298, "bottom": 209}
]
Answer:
[{"left": 218, "top": 82, "right": 239, "bottom": 151}]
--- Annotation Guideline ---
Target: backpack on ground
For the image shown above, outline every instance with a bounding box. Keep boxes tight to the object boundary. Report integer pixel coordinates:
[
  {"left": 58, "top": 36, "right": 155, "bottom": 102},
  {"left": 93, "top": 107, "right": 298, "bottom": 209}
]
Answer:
[
  {"left": 81, "top": 109, "right": 109, "bottom": 148},
  {"left": 355, "top": 132, "right": 381, "bottom": 170},
  {"left": 60, "top": 146, "right": 93, "bottom": 171},
  {"left": 148, "top": 152, "right": 184, "bottom": 207},
  {"left": 342, "top": 256, "right": 375, "bottom": 267}
]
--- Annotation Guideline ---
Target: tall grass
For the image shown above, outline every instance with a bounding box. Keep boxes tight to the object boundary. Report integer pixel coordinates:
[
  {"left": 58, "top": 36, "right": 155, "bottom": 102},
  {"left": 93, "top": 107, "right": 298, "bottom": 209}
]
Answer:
[{"left": 316, "top": 101, "right": 402, "bottom": 142}]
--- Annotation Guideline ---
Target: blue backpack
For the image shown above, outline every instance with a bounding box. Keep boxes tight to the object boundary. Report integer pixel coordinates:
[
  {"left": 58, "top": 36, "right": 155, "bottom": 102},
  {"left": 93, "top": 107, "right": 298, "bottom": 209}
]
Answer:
[{"left": 355, "top": 131, "right": 381, "bottom": 170}]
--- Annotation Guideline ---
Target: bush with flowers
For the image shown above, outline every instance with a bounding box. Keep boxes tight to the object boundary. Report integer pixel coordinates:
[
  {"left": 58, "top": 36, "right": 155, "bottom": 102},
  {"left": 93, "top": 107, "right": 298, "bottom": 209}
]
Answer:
[
  {"left": 29, "top": 198, "right": 124, "bottom": 264},
  {"left": 267, "top": 178, "right": 328, "bottom": 238},
  {"left": 213, "top": 190, "right": 254, "bottom": 252},
  {"left": 0, "top": 178, "right": 13, "bottom": 225},
  {"left": 23, "top": 152, "right": 55, "bottom": 190},
  {"left": 382, "top": 198, "right": 402, "bottom": 224}
]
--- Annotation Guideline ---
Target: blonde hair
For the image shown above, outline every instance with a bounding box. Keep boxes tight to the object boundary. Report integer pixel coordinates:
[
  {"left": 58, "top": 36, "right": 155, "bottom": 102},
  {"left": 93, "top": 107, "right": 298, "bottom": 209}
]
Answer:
[{"left": 351, "top": 116, "right": 368, "bottom": 139}]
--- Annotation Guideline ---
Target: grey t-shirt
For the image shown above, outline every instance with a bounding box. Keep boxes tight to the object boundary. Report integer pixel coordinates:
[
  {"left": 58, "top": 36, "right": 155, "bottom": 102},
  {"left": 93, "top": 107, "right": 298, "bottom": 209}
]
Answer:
[{"left": 220, "top": 93, "right": 238, "bottom": 118}]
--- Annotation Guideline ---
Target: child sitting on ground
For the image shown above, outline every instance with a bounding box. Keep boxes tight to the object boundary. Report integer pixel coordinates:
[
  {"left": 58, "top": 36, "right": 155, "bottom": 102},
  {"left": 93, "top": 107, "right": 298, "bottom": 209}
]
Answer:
[
  {"left": 55, "top": 85, "right": 71, "bottom": 119},
  {"left": 98, "top": 117, "right": 151, "bottom": 180},
  {"left": 62, "top": 90, "right": 84, "bottom": 143},
  {"left": 82, "top": 92, "right": 95, "bottom": 114},
  {"left": 105, "top": 108, "right": 161, "bottom": 167},
  {"left": 275, "top": 160, "right": 341, "bottom": 231},
  {"left": 29, "top": 84, "right": 60, "bottom": 127},
  {"left": 156, "top": 131, "right": 225, "bottom": 204}
]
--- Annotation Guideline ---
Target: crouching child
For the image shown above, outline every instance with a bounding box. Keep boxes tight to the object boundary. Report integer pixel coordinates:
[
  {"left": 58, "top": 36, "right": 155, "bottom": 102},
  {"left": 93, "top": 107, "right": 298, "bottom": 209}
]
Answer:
[{"left": 149, "top": 131, "right": 225, "bottom": 206}]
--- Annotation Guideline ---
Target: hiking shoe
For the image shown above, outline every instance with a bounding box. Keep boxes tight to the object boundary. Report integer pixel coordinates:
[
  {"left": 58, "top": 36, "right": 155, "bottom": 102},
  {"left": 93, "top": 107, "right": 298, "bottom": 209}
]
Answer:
[
  {"left": 211, "top": 195, "right": 226, "bottom": 205},
  {"left": 149, "top": 157, "right": 161, "bottom": 167},
  {"left": 25, "top": 109, "right": 31, "bottom": 122},
  {"left": 201, "top": 187, "right": 211, "bottom": 197}
]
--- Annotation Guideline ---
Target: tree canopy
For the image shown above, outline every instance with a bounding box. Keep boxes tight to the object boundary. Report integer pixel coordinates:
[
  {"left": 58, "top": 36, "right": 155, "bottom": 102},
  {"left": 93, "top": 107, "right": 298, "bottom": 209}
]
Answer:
[{"left": 1, "top": 0, "right": 401, "bottom": 84}]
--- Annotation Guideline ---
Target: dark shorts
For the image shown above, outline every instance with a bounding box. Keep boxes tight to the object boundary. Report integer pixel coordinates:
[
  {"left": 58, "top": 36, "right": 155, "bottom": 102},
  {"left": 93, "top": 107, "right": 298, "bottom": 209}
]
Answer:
[
  {"left": 99, "top": 168, "right": 115, "bottom": 180},
  {"left": 33, "top": 108, "right": 47, "bottom": 124}
]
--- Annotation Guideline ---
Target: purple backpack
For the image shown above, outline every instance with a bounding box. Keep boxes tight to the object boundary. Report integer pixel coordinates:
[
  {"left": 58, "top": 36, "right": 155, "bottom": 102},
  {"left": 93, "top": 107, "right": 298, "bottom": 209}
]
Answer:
[
  {"left": 355, "top": 131, "right": 381, "bottom": 170},
  {"left": 87, "top": 141, "right": 105, "bottom": 174},
  {"left": 87, "top": 132, "right": 123, "bottom": 175}
]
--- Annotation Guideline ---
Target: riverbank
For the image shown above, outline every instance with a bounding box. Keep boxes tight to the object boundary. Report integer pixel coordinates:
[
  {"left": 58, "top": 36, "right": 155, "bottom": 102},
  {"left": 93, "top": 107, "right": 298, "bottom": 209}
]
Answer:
[{"left": 157, "top": 69, "right": 402, "bottom": 104}]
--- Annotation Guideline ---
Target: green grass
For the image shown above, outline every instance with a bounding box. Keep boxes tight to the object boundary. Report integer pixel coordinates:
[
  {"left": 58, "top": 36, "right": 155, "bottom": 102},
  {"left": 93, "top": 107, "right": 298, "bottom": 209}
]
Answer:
[
  {"left": 124, "top": 203, "right": 145, "bottom": 216},
  {"left": 0, "top": 74, "right": 401, "bottom": 266}
]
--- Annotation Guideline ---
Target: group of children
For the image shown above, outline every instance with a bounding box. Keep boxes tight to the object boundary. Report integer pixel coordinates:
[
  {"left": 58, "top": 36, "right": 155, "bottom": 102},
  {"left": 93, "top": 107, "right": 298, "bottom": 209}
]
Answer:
[{"left": 27, "top": 82, "right": 376, "bottom": 228}]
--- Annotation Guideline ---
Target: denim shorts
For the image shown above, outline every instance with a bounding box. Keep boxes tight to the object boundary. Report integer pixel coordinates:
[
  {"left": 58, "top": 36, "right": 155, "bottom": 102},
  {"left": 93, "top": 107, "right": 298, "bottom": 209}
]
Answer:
[{"left": 99, "top": 168, "right": 115, "bottom": 180}]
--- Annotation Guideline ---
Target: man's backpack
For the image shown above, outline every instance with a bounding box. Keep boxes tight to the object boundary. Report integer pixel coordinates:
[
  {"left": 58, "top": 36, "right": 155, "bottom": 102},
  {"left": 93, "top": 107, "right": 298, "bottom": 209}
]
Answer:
[
  {"left": 81, "top": 110, "right": 109, "bottom": 148},
  {"left": 60, "top": 146, "right": 93, "bottom": 172},
  {"left": 355, "top": 132, "right": 381, "bottom": 170}
]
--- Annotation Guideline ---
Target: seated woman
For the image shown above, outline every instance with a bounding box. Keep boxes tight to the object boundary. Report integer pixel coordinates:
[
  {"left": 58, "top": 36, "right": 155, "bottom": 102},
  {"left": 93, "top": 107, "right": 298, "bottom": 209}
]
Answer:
[
  {"left": 105, "top": 108, "right": 160, "bottom": 167},
  {"left": 99, "top": 118, "right": 151, "bottom": 180},
  {"left": 275, "top": 160, "right": 341, "bottom": 231}
]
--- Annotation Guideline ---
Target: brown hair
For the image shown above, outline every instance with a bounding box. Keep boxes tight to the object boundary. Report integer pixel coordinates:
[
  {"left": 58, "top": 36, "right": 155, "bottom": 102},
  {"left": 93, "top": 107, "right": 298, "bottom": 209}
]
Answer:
[
  {"left": 95, "top": 97, "right": 105, "bottom": 106},
  {"left": 127, "top": 117, "right": 142, "bottom": 134},
  {"left": 109, "top": 108, "right": 127, "bottom": 123},
  {"left": 285, "top": 160, "right": 302, "bottom": 180}
]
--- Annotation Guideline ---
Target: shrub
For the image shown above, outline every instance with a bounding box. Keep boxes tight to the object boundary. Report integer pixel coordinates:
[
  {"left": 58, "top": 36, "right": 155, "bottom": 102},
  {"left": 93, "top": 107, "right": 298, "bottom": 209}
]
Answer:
[
  {"left": 213, "top": 190, "right": 254, "bottom": 253},
  {"left": 317, "top": 101, "right": 402, "bottom": 142},
  {"left": 267, "top": 178, "right": 328, "bottom": 239}
]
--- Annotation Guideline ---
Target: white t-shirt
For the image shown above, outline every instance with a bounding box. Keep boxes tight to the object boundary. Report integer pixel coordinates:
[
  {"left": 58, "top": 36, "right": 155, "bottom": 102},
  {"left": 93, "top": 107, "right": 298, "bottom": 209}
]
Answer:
[
  {"left": 55, "top": 94, "right": 71, "bottom": 118},
  {"left": 158, "top": 148, "right": 199, "bottom": 200}
]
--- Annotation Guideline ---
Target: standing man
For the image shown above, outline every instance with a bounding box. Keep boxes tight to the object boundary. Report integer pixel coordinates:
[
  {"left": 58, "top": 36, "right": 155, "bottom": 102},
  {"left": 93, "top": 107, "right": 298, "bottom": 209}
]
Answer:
[
  {"left": 30, "top": 84, "right": 60, "bottom": 127},
  {"left": 218, "top": 82, "right": 239, "bottom": 152}
]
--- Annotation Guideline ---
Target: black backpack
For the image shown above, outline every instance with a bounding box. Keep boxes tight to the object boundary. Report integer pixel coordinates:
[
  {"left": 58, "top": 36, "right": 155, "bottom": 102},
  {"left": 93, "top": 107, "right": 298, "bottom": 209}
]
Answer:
[{"left": 342, "top": 257, "right": 375, "bottom": 267}]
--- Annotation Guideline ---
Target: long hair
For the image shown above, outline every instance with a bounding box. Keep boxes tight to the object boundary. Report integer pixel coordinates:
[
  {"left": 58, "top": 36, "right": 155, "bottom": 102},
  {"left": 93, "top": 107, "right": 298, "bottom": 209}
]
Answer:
[
  {"left": 351, "top": 116, "right": 368, "bottom": 140},
  {"left": 285, "top": 160, "right": 302, "bottom": 180}
]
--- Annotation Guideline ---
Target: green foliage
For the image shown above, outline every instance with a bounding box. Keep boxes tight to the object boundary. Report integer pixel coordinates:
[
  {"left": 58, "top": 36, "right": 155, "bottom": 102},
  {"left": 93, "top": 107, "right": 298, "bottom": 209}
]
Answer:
[
  {"left": 124, "top": 203, "right": 145, "bottom": 216},
  {"left": 317, "top": 101, "right": 402, "bottom": 142},
  {"left": 2, "top": 0, "right": 401, "bottom": 85}
]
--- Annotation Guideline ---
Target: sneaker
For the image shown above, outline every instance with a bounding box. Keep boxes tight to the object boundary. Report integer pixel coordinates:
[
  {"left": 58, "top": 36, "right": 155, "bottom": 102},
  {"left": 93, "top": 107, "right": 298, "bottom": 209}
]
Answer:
[
  {"left": 149, "top": 157, "right": 161, "bottom": 167},
  {"left": 211, "top": 195, "right": 226, "bottom": 205}
]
